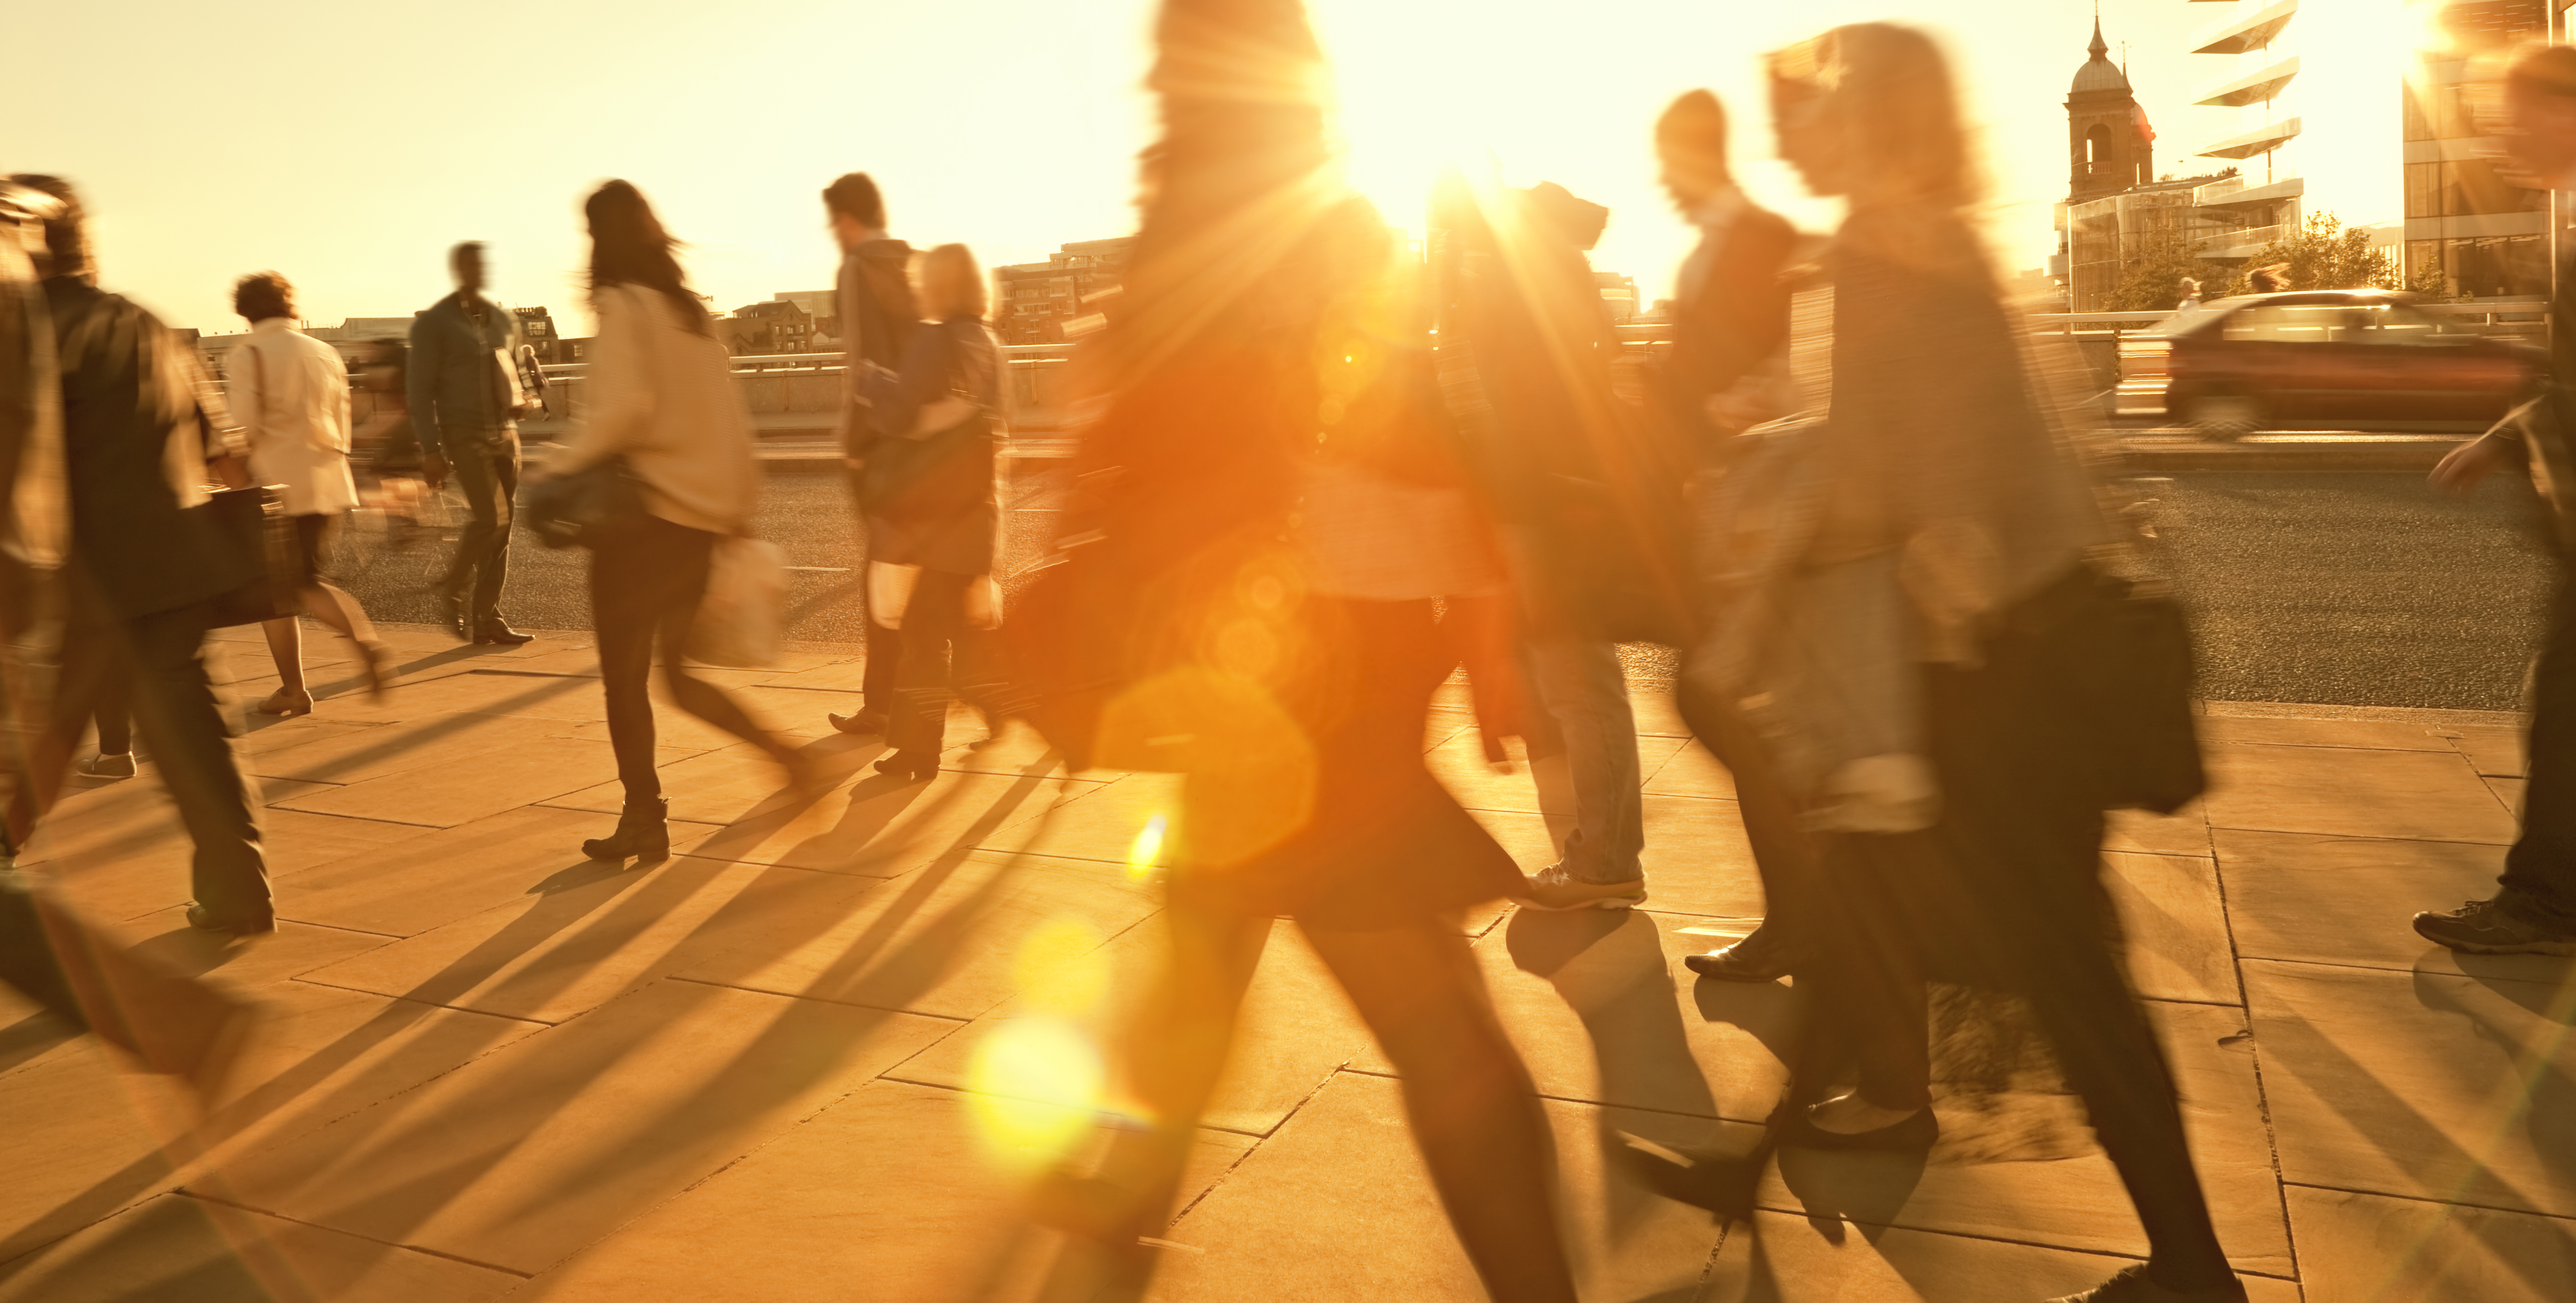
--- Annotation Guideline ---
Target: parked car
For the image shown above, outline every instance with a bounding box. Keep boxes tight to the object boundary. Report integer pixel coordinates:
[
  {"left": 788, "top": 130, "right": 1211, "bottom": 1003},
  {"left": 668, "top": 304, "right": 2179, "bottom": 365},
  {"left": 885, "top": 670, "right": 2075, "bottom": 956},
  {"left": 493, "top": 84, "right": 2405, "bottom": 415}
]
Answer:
[{"left": 2118, "top": 290, "right": 2543, "bottom": 436}]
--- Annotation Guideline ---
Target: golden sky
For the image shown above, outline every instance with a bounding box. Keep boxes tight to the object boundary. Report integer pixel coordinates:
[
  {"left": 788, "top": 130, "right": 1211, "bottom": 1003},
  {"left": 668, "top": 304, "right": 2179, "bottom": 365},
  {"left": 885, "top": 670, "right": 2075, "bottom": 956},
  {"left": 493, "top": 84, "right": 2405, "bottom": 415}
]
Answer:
[{"left": 13, "top": 1, "right": 2412, "bottom": 336}]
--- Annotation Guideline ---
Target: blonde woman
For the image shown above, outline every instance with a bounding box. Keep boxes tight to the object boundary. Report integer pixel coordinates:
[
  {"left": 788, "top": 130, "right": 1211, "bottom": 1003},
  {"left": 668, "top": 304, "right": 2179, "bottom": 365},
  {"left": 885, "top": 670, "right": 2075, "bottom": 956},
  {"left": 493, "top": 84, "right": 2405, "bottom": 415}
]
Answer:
[
  {"left": 540, "top": 180, "right": 814, "bottom": 862},
  {"left": 1675, "top": 26, "right": 2242, "bottom": 1303},
  {"left": 848, "top": 243, "right": 1005, "bottom": 780},
  {"left": 227, "top": 272, "right": 390, "bottom": 715}
]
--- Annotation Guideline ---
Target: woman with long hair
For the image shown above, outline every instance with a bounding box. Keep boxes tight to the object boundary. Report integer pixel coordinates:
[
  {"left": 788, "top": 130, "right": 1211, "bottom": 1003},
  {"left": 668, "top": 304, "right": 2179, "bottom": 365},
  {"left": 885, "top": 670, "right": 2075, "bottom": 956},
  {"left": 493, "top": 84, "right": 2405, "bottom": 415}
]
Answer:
[
  {"left": 1677, "top": 26, "right": 2242, "bottom": 1303},
  {"left": 851, "top": 242, "right": 1005, "bottom": 781},
  {"left": 1021, "top": 3, "right": 1577, "bottom": 1298},
  {"left": 539, "top": 179, "right": 814, "bottom": 863}
]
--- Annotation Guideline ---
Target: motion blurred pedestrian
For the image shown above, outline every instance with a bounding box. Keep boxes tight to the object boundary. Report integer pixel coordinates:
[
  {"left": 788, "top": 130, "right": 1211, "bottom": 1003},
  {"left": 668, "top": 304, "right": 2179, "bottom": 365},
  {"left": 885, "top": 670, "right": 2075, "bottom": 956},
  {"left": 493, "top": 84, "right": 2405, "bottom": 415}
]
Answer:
[
  {"left": 409, "top": 240, "right": 538, "bottom": 644},
  {"left": 1643, "top": 31, "right": 2246, "bottom": 1303},
  {"left": 2176, "top": 277, "right": 2201, "bottom": 311},
  {"left": 851, "top": 242, "right": 1006, "bottom": 781},
  {"left": 1018, "top": 4, "right": 1578, "bottom": 1298},
  {"left": 2415, "top": 42, "right": 2576, "bottom": 958},
  {"left": 1432, "top": 173, "right": 1656, "bottom": 913},
  {"left": 225, "top": 271, "right": 391, "bottom": 716},
  {"left": 536, "top": 179, "right": 816, "bottom": 865},
  {"left": 1640, "top": 87, "right": 1810, "bottom": 982},
  {"left": 819, "top": 172, "right": 916, "bottom": 738},
  {"left": 2, "top": 173, "right": 273, "bottom": 937}
]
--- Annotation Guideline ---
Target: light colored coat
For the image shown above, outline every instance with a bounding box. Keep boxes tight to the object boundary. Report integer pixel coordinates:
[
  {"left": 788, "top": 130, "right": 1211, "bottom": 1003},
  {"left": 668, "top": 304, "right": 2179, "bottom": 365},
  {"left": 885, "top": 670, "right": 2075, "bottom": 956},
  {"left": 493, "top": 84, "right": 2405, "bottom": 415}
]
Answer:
[
  {"left": 554, "top": 283, "right": 758, "bottom": 535},
  {"left": 228, "top": 317, "right": 357, "bottom": 516}
]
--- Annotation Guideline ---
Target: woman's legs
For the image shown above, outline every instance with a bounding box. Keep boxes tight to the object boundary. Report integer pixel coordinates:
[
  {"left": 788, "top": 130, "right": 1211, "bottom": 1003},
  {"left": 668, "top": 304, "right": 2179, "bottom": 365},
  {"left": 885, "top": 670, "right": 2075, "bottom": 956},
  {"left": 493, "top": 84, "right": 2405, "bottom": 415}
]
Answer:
[
  {"left": 259, "top": 617, "right": 306, "bottom": 696},
  {"left": 644, "top": 522, "right": 802, "bottom": 774},
  {"left": 1303, "top": 917, "right": 1580, "bottom": 1303},
  {"left": 887, "top": 570, "right": 970, "bottom": 758},
  {"left": 589, "top": 529, "right": 666, "bottom": 809},
  {"left": 94, "top": 655, "right": 133, "bottom": 757}
]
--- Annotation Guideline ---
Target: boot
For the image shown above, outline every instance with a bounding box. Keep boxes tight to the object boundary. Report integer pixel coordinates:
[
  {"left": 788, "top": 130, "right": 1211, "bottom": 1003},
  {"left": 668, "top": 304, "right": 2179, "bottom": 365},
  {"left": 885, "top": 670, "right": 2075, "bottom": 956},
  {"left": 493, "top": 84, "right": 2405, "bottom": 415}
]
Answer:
[{"left": 582, "top": 797, "right": 671, "bottom": 864}]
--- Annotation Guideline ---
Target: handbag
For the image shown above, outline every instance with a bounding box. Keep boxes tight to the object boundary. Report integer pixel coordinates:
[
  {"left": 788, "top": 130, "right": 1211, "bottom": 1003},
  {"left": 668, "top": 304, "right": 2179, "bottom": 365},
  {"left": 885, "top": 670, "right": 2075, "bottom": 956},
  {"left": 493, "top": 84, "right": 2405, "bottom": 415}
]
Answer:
[
  {"left": 519, "top": 456, "right": 646, "bottom": 549},
  {"left": 2024, "top": 565, "right": 2207, "bottom": 815},
  {"left": 202, "top": 484, "right": 296, "bottom": 628},
  {"left": 688, "top": 536, "right": 787, "bottom": 668}
]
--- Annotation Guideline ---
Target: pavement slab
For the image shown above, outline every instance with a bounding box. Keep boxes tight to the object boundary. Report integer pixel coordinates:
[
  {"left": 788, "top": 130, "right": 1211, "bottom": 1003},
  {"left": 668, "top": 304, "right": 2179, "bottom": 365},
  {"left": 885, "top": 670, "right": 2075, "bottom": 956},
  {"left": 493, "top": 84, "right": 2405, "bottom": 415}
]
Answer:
[
  {"left": 2214, "top": 828, "right": 2574, "bottom": 983},
  {"left": 1696, "top": 1210, "right": 2303, "bottom": 1303},
  {"left": 2203, "top": 743, "right": 2518, "bottom": 844},
  {"left": 2245, "top": 959, "right": 2576, "bottom": 1220},
  {"left": 294, "top": 669, "right": 609, "bottom": 726},
  {"left": 677, "top": 849, "right": 1162, "bottom": 1021},
  {"left": 291, "top": 854, "right": 887, "bottom": 1024},
  {"left": 2106, "top": 851, "right": 2241, "bottom": 1006},
  {"left": 0, "top": 1192, "right": 525, "bottom": 1303},
  {"left": 510, "top": 1079, "right": 1255, "bottom": 1303},
  {"left": 248, "top": 711, "right": 580, "bottom": 785},
  {"left": 1145, "top": 1073, "right": 1727, "bottom": 1303},
  {"left": 670, "top": 756, "right": 1095, "bottom": 876},
  {"left": 1645, "top": 741, "right": 1741, "bottom": 800},
  {"left": 274, "top": 737, "right": 659, "bottom": 828},
  {"left": 2444, "top": 724, "right": 2528, "bottom": 778},
  {"left": 29, "top": 808, "right": 433, "bottom": 926},
  {"left": 199, "top": 979, "right": 957, "bottom": 1275},
  {"left": 2286, "top": 1185, "right": 2576, "bottom": 1303}
]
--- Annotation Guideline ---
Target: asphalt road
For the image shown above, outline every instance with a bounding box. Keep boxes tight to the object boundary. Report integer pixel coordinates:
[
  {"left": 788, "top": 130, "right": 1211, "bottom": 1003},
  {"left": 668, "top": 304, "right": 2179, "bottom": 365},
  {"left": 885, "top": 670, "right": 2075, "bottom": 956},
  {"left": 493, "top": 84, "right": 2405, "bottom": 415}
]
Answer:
[{"left": 328, "top": 467, "right": 2557, "bottom": 714}]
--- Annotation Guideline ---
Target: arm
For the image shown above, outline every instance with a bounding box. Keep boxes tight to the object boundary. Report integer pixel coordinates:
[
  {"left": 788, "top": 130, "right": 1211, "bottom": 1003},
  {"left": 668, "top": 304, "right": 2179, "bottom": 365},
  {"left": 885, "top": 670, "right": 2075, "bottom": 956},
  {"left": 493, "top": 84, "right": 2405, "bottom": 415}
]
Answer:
[
  {"left": 405, "top": 313, "right": 443, "bottom": 458},
  {"left": 861, "top": 322, "right": 957, "bottom": 441},
  {"left": 544, "top": 288, "right": 655, "bottom": 478}
]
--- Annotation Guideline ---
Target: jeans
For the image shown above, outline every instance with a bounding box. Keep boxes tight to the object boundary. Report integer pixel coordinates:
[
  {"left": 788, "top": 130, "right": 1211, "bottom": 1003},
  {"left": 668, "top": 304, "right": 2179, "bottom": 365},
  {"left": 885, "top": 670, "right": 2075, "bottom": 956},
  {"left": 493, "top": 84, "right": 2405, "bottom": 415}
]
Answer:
[
  {"left": 848, "top": 469, "right": 903, "bottom": 716},
  {"left": 591, "top": 515, "right": 780, "bottom": 808},
  {"left": 1526, "top": 636, "right": 1643, "bottom": 883},
  {"left": 6, "top": 593, "right": 268, "bottom": 924},
  {"left": 2499, "top": 563, "right": 2576, "bottom": 931},
  {"left": 439, "top": 427, "right": 519, "bottom": 627}
]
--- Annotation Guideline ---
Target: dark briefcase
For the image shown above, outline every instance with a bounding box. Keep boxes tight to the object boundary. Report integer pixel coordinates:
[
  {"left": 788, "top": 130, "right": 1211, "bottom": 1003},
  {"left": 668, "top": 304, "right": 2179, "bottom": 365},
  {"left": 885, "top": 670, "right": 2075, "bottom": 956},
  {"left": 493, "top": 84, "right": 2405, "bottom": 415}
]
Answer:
[{"left": 202, "top": 485, "right": 295, "bottom": 628}]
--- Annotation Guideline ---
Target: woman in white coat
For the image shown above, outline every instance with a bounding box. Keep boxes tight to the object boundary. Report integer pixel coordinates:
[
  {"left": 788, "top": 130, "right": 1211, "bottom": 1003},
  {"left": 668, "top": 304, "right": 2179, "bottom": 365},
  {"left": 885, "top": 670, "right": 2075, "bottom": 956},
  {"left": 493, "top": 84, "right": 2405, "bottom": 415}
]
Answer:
[{"left": 227, "top": 272, "right": 389, "bottom": 715}]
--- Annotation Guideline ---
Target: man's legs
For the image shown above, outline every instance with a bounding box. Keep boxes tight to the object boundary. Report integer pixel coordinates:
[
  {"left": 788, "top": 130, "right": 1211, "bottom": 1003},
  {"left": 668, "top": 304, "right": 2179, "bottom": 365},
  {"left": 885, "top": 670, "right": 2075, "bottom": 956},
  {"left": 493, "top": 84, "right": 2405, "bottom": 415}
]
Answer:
[
  {"left": 440, "top": 431, "right": 519, "bottom": 631},
  {"left": 2418, "top": 564, "right": 2576, "bottom": 951},
  {"left": 1520, "top": 634, "right": 1644, "bottom": 904},
  {"left": 122, "top": 602, "right": 268, "bottom": 927},
  {"left": 1676, "top": 662, "right": 1816, "bottom": 980}
]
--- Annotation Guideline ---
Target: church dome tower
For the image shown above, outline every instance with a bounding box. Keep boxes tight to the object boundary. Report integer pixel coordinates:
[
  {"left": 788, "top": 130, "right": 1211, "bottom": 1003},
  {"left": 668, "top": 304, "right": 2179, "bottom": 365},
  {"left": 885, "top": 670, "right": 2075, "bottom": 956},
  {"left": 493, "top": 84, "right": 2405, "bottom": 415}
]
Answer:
[{"left": 2067, "top": 17, "right": 2152, "bottom": 202}]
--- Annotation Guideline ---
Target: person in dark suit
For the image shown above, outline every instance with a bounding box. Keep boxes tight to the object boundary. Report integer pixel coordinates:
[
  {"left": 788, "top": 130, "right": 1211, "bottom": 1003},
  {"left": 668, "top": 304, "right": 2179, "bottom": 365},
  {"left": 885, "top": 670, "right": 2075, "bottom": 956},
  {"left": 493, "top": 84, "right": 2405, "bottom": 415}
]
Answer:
[
  {"left": 1642, "top": 91, "right": 1812, "bottom": 985},
  {"left": 820, "top": 172, "right": 917, "bottom": 737},
  {"left": 408, "top": 241, "right": 536, "bottom": 645},
  {"left": 2, "top": 174, "right": 272, "bottom": 937}
]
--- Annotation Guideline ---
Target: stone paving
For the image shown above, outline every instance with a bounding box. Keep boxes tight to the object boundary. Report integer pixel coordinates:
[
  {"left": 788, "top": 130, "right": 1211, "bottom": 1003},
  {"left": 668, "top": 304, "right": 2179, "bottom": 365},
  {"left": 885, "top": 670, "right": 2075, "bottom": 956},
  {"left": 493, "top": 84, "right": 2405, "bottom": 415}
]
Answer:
[{"left": 2, "top": 622, "right": 2572, "bottom": 1302}]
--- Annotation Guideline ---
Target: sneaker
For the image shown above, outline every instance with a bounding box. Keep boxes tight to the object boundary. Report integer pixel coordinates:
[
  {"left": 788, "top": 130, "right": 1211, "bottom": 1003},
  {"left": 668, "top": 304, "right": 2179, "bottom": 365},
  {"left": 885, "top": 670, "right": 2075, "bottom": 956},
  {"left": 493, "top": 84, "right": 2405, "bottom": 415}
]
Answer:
[
  {"left": 1516, "top": 863, "right": 1647, "bottom": 911},
  {"left": 79, "top": 752, "right": 138, "bottom": 779},
  {"left": 2046, "top": 1264, "right": 2248, "bottom": 1302},
  {"left": 2411, "top": 898, "right": 2576, "bottom": 956}
]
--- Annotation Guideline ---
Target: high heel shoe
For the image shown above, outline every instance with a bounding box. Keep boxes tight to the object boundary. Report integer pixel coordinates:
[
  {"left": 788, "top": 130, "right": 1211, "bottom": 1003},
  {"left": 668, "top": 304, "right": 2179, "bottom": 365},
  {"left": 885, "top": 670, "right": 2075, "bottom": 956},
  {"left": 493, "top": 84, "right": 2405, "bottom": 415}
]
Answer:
[
  {"left": 873, "top": 749, "right": 939, "bottom": 782},
  {"left": 582, "top": 797, "right": 671, "bottom": 863},
  {"left": 254, "top": 687, "right": 315, "bottom": 717}
]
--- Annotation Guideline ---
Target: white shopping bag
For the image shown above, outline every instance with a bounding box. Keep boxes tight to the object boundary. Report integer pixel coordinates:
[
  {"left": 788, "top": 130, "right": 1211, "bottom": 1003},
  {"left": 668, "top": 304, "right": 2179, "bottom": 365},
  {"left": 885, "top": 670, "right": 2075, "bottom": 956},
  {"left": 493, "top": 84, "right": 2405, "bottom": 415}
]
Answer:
[
  {"left": 689, "top": 536, "right": 788, "bottom": 667},
  {"left": 868, "top": 560, "right": 921, "bottom": 630}
]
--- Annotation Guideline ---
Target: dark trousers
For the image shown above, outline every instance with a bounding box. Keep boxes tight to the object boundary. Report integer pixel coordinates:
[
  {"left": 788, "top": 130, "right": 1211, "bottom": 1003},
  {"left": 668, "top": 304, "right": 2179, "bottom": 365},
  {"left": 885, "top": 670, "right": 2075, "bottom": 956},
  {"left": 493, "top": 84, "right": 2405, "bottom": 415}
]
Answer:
[
  {"left": 94, "top": 654, "right": 131, "bottom": 754},
  {"left": 848, "top": 470, "right": 903, "bottom": 715},
  {"left": 591, "top": 515, "right": 780, "bottom": 808},
  {"left": 1796, "top": 610, "right": 2232, "bottom": 1287},
  {"left": 1672, "top": 671, "right": 1814, "bottom": 943},
  {"left": 886, "top": 568, "right": 999, "bottom": 757},
  {"left": 439, "top": 427, "right": 520, "bottom": 626},
  {"left": 2500, "top": 565, "right": 2576, "bottom": 930},
  {"left": 6, "top": 597, "right": 269, "bottom": 925}
]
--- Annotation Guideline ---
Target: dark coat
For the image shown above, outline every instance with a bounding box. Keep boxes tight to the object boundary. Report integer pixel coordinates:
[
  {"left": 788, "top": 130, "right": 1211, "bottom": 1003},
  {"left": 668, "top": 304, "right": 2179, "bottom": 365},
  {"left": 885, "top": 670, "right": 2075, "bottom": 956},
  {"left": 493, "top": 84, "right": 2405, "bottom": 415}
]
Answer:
[
  {"left": 859, "top": 315, "right": 1001, "bottom": 574},
  {"left": 44, "top": 278, "right": 251, "bottom": 619},
  {"left": 837, "top": 237, "right": 917, "bottom": 459},
  {"left": 404, "top": 290, "right": 524, "bottom": 452},
  {"left": 1661, "top": 202, "right": 1795, "bottom": 455}
]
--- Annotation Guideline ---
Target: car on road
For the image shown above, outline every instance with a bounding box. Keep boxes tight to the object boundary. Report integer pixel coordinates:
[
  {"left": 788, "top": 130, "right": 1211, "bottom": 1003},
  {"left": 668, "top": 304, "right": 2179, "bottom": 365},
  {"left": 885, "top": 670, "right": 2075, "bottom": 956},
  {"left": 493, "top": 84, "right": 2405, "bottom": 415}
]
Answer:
[{"left": 2117, "top": 289, "right": 2544, "bottom": 436}]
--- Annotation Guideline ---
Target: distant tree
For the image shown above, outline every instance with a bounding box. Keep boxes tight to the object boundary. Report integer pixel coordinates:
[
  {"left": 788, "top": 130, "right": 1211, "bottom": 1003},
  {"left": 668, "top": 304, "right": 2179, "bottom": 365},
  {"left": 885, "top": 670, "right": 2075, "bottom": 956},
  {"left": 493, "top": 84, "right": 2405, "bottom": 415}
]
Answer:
[
  {"left": 2405, "top": 256, "right": 2456, "bottom": 303},
  {"left": 2105, "top": 234, "right": 2208, "bottom": 312},
  {"left": 2214, "top": 211, "right": 2400, "bottom": 296}
]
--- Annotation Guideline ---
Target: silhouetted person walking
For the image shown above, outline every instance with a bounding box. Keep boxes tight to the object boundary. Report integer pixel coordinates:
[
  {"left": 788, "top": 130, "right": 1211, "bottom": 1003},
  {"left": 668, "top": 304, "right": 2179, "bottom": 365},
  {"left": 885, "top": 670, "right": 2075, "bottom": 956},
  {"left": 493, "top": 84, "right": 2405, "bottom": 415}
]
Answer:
[
  {"left": 538, "top": 180, "right": 816, "bottom": 864},
  {"left": 820, "top": 173, "right": 916, "bottom": 737},
  {"left": 410, "top": 240, "right": 535, "bottom": 644}
]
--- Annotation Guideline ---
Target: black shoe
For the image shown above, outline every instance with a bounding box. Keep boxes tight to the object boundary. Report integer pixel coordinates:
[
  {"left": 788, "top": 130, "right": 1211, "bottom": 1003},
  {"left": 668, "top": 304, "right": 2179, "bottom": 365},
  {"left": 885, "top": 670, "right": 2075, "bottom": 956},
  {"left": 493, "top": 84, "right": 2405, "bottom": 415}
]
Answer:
[
  {"left": 582, "top": 797, "right": 671, "bottom": 863},
  {"left": 438, "top": 591, "right": 469, "bottom": 640},
  {"left": 1682, "top": 921, "right": 1799, "bottom": 982},
  {"left": 874, "top": 749, "right": 938, "bottom": 781},
  {"left": 472, "top": 621, "right": 536, "bottom": 646},
  {"left": 185, "top": 903, "right": 277, "bottom": 937},
  {"left": 2045, "top": 1263, "right": 2249, "bottom": 1303},
  {"left": 1783, "top": 1101, "right": 1940, "bottom": 1152},
  {"left": 2411, "top": 897, "right": 2576, "bottom": 956},
  {"left": 830, "top": 709, "right": 889, "bottom": 737}
]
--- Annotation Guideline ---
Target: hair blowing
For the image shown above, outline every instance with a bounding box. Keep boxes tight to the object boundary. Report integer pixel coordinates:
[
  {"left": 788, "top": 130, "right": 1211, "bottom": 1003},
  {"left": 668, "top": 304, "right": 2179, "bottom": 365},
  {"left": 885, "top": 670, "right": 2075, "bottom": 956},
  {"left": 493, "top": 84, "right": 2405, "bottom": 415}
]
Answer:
[
  {"left": 5, "top": 173, "right": 90, "bottom": 280},
  {"left": 584, "top": 180, "right": 707, "bottom": 335}
]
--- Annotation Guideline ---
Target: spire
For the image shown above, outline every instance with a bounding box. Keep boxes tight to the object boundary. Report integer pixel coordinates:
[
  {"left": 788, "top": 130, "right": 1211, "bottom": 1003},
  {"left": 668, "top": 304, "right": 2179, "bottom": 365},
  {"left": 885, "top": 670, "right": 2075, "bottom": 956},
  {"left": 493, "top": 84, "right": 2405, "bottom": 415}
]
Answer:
[{"left": 2089, "top": 11, "right": 2109, "bottom": 60}]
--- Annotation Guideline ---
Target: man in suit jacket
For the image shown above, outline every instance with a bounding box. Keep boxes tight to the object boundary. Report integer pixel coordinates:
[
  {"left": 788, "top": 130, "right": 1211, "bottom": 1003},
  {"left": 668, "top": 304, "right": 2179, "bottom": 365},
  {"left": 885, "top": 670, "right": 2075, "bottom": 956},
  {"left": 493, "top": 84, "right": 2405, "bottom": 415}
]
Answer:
[
  {"left": 2, "top": 174, "right": 272, "bottom": 937},
  {"left": 822, "top": 172, "right": 917, "bottom": 736},
  {"left": 1640, "top": 94, "right": 1813, "bottom": 984},
  {"left": 408, "top": 241, "right": 535, "bottom": 644}
]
